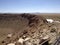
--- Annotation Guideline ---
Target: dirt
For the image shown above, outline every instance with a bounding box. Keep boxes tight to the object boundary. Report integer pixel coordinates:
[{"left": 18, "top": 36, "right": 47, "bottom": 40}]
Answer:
[{"left": 0, "top": 13, "right": 60, "bottom": 45}]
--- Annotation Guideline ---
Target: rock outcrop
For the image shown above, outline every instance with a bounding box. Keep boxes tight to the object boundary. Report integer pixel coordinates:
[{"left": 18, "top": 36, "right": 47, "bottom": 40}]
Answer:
[{"left": 0, "top": 13, "right": 58, "bottom": 45}]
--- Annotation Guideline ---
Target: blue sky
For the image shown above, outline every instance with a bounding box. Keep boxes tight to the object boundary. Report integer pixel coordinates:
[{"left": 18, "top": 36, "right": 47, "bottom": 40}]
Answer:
[{"left": 0, "top": 0, "right": 60, "bottom": 13}]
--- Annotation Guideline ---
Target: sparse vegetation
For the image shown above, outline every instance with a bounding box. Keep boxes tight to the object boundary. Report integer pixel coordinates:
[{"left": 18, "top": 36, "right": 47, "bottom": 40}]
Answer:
[
  {"left": 0, "top": 13, "right": 60, "bottom": 45},
  {"left": 50, "top": 28, "right": 56, "bottom": 33}
]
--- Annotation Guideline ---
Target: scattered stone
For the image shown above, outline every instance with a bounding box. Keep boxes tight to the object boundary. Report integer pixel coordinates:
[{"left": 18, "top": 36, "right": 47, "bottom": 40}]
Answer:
[
  {"left": 42, "top": 35, "right": 49, "bottom": 39},
  {"left": 7, "top": 33, "right": 13, "bottom": 38},
  {"left": 7, "top": 43, "right": 15, "bottom": 45},
  {"left": 18, "top": 38, "right": 24, "bottom": 43}
]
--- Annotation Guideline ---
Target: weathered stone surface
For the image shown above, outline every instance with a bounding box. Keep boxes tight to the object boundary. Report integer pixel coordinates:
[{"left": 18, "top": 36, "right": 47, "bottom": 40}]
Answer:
[{"left": 0, "top": 13, "right": 59, "bottom": 45}]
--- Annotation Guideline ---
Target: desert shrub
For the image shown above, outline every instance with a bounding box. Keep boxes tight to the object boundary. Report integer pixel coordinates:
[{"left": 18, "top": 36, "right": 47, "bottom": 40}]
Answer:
[{"left": 50, "top": 28, "right": 56, "bottom": 33}]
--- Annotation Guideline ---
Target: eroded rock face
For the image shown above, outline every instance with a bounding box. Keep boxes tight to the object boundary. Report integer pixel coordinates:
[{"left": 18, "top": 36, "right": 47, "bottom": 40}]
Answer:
[
  {"left": 0, "top": 13, "right": 58, "bottom": 45},
  {"left": 21, "top": 13, "right": 47, "bottom": 27}
]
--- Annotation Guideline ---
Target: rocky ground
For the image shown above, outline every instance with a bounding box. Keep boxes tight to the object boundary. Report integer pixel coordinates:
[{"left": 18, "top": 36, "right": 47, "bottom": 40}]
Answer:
[{"left": 0, "top": 13, "right": 60, "bottom": 45}]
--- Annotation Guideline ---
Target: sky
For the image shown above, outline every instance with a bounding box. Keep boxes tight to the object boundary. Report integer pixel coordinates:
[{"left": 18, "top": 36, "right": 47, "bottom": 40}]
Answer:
[{"left": 0, "top": 0, "right": 60, "bottom": 13}]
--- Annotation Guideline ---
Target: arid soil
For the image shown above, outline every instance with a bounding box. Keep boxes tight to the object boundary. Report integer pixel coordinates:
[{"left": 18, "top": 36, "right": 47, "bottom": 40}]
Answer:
[{"left": 0, "top": 13, "right": 60, "bottom": 45}]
